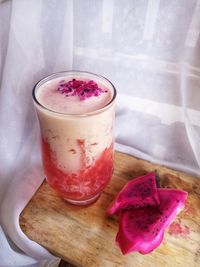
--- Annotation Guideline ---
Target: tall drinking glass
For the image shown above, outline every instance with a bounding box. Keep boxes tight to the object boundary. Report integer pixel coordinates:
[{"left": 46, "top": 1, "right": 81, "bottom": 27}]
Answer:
[{"left": 32, "top": 71, "right": 116, "bottom": 205}]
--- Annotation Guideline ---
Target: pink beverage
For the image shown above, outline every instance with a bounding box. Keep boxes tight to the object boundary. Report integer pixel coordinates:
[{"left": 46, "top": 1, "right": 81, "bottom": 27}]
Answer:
[{"left": 32, "top": 71, "right": 116, "bottom": 205}]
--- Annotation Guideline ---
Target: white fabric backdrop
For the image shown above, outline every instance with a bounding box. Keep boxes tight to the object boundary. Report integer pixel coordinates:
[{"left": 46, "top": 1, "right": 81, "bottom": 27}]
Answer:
[{"left": 0, "top": 0, "right": 200, "bottom": 266}]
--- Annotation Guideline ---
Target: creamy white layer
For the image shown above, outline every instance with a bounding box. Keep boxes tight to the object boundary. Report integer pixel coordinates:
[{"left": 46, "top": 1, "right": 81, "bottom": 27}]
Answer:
[
  {"left": 34, "top": 74, "right": 115, "bottom": 174},
  {"left": 36, "top": 76, "right": 113, "bottom": 114}
]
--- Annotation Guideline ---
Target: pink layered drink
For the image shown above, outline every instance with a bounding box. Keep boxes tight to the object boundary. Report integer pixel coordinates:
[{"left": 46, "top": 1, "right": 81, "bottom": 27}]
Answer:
[{"left": 33, "top": 71, "right": 116, "bottom": 205}]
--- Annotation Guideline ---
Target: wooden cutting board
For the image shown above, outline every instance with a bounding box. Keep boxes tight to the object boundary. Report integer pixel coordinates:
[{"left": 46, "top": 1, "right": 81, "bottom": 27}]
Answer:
[{"left": 19, "top": 152, "right": 200, "bottom": 267}]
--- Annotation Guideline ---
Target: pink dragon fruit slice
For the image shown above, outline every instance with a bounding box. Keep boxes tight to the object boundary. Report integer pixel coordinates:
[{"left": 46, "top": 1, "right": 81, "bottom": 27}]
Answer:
[
  {"left": 107, "top": 173, "right": 159, "bottom": 215},
  {"left": 116, "top": 188, "right": 188, "bottom": 255}
]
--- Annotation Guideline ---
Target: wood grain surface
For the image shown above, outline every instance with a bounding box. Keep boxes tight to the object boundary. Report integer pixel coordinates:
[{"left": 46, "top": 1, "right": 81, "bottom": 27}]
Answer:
[{"left": 20, "top": 152, "right": 200, "bottom": 267}]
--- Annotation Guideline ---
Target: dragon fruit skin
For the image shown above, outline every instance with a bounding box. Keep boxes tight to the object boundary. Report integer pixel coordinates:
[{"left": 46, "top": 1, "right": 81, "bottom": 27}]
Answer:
[
  {"left": 115, "top": 188, "right": 188, "bottom": 255},
  {"left": 107, "top": 173, "right": 159, "bottom": 216}
]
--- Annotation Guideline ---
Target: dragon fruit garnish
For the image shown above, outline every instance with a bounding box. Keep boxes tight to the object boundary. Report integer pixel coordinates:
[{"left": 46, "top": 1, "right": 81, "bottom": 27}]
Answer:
[{"left": 57, "top": 79, "right": 108, "bottom": 100}]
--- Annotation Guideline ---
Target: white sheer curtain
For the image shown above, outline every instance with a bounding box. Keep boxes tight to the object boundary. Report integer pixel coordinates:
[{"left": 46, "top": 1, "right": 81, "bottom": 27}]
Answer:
[{"left": 0, "top": 0, "right": 200, "bottom": 266}]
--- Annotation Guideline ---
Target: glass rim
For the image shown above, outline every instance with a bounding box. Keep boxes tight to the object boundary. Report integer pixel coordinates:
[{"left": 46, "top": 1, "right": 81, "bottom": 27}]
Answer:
[{"left": 32, "top": 70, "right": 117, "bottom": 117}]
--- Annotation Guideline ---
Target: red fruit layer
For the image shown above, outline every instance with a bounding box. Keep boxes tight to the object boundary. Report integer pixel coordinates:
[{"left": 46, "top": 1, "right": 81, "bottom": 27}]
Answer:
[{"left": 41, "top": 138, "right": 114, "bottom": 201}]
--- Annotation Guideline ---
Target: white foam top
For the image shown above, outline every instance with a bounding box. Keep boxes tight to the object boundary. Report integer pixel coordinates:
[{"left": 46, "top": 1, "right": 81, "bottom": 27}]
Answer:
[{"left": 36, "top": 76, "right": 114, "bottom": 114}]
